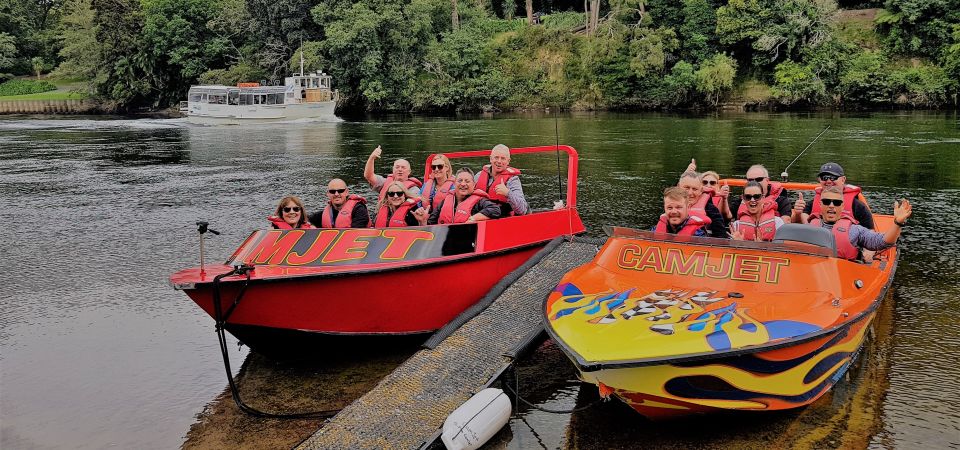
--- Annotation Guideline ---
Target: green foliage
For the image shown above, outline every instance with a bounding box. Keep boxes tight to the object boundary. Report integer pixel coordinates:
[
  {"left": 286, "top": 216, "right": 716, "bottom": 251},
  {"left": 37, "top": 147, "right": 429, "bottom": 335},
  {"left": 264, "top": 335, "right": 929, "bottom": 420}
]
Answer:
[
  {"left": 717, "top": 0, "right": 837, "bottom": 68},
  {"left": 888, "top": 63, "right": 953, "bottom": 106},
  {"left": 54, "top": 0, "right": 98, "bottom": 82},
  {"left": 836, "top": 50, "right": 891, "bottom": 104},
  {"left": 0, "top": 78, "right": 57, "bottom": 96},
  {"left": 200, "top": 61, "right": 268, "bottom": 85},
  {"left": 770, "top": 60, "right": 826, "bottom": 104},
  {"left": 878, "top": 0, "right": 960, "bottom": 58},
  {"left": 678, "top": 0, "right": 718, "bottom": 63},
  {"left": 0, "top": 33, "right": 17, "bottom": 71},
  {"left": 694, "top": 52, "right": 737, "bottom": 104},
  {"left": 540, "top": 11, "right": 585, "bottom": 30},
  {"left": 90, "top": 0, "right": 151, "bottom": 107}
]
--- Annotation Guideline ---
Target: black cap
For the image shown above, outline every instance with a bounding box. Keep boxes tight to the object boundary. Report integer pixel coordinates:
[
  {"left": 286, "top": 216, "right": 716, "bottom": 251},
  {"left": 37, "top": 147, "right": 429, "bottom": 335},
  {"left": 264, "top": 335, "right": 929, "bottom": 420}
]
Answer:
[{"left": 818, "top": 162, "right": 844, "bottom": 178}]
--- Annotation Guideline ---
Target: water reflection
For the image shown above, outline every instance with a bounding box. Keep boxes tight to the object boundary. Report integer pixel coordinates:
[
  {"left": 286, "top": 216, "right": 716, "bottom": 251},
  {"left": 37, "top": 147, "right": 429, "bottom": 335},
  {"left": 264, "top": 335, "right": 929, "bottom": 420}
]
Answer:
[{"left": 0, "top": 112, "right": 957, "bottom": 449}]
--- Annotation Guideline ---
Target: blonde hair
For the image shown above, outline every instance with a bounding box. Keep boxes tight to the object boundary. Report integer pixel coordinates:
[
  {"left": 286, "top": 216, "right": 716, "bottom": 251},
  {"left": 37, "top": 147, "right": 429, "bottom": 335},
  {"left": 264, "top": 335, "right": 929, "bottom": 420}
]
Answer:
[
  {"left": 430, "top": 154, "right": 452, "bottom": 178},
  {"left": 702, "top": 170, "right": 719, "bottom": 181},
  {"left": 376, "top": 180, "right": 417, "bottom": 215},
  {"left": 274, "top": 196, "right": 308, "bottom": 228}
]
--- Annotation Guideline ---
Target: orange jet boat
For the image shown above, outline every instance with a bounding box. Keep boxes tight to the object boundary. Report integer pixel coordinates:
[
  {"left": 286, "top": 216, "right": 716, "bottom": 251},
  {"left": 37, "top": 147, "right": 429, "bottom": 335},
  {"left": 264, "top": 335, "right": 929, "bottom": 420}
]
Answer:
[{"left": 545, "top": 181, "right": 898, "bottom": 419}]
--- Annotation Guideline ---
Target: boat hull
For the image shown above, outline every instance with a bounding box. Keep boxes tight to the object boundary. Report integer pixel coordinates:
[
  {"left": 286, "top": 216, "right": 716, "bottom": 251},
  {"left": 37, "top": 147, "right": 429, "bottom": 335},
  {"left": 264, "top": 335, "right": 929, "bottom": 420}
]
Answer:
[
  {"left": 580, "top": 309, "right": 875, "bottom": 419},
  {"left": 183, "top": 245, "right": 541, "bottom": 343},
  {"left": 185, "top": 100, "right": 337, "bottom": 124}
]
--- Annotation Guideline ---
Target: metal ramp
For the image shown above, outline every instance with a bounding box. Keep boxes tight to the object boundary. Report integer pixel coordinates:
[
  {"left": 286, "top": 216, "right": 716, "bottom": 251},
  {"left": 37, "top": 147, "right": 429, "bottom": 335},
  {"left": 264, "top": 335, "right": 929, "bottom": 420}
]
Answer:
[{"left": 296, "top": 238, "right": 600, "bottom": 450}]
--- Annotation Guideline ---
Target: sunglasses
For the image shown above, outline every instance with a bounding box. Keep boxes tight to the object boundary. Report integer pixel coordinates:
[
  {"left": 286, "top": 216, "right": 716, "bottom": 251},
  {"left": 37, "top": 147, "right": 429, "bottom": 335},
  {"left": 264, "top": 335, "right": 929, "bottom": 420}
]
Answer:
[
  {"left": 431, "top": 164, "right": 445, "bottom": 170},
  {"left": 386, "top": 191, "right": 405, "bottom": 198},
  {"left": 821, "top": 198, "right": 843, "bottom": 206},
  {"left": 819, "top": 174, "right": 839, "bottom": 182},
  {"left": 282, "top": 206, "right": 301, "bottom": 213},
  {"left": 328, "top": 188, "right": 346, "bottom": 194},
  {"left": 747, "top": 176, "right": 767, "bottom": 183},
  {"left": 742, "top": 193, "right": 763, "bottom": 201},
  {"left": 702, "top": 180, "right": 717, "bottom": 186}
]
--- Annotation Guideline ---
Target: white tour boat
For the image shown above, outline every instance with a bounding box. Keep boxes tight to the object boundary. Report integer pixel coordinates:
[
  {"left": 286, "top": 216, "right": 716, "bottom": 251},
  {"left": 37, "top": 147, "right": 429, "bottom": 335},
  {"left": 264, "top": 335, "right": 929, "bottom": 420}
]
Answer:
[{"left": 181, "top": 67, "right": 338, "bottom": 124}]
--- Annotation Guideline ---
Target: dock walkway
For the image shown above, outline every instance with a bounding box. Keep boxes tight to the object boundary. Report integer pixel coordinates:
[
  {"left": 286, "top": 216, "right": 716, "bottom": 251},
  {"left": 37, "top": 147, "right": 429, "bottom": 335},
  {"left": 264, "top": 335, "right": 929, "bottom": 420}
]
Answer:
[{"left": 296, "top": 239, "right": 600, "bottom": 450}]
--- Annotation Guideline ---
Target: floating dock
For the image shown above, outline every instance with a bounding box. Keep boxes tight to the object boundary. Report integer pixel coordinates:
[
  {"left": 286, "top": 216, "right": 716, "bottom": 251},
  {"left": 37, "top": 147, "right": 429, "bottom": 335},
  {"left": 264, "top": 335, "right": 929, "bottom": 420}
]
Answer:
[{"left": 296, "top": 238, "right": 600, "bottom": 450}]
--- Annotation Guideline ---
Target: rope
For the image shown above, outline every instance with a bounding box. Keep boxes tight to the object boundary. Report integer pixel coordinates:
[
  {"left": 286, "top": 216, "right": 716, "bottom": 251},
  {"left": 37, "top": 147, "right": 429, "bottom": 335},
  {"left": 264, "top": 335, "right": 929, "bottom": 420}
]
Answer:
[
  {"left": 500, "top": 366, "right": 605, "bottom": 415},
  {"left": 211, "top": 266, "right": 339, "bottom": 419}
]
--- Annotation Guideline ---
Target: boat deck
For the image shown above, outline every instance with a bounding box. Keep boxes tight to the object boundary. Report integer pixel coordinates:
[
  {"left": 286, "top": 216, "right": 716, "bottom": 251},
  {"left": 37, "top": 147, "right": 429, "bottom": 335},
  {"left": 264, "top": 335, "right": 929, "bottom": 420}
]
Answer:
[{"left": 295, "top": 238, "right": 600, "bottom": 450}]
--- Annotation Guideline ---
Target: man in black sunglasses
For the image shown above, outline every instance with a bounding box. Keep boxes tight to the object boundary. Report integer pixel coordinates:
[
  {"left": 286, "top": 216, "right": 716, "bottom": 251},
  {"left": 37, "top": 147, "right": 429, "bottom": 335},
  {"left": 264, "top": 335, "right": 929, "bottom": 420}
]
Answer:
[
  {"left": 808, "top": 186, "right": 911, "bottom": 261},
  {"left": 793, "top": 162, "right": 875, "bottom": 229},
  {"left": 309, "top": 178, "right": 372, "bottom": 228},
  {"left": 727, "top": 164, "right": 793, "bottom": 222}
]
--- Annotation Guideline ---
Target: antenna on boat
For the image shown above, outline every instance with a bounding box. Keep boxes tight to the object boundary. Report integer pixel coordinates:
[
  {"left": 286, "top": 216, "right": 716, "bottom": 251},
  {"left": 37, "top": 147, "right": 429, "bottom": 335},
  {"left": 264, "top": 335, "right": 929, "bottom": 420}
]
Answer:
[
  {"left": 298, "top": 39, "right": 305, "bottom": 76},
  {"left": 781, "top": 125, "right": 830, "bottom": 182},
  {"left": 196, "top": 221, "right": 220, "bottom": 277}
]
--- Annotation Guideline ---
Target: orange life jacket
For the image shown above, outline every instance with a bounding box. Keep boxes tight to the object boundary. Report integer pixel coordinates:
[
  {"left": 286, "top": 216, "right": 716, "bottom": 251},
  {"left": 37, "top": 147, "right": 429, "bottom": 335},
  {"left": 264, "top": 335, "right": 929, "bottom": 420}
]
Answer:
[
  {"left": 438, "top": 190, "right": 489, "bottom": 224},
  {"left": 320, "top": 195, "right": 369, "bottom": 228},
  {"left": 378, "top": 176, "right": 423, "bottom": 200},
  {"left": 374, "top": 198, "right": 419, "bottom": 228},
  {"left": 421, "top": 178, "right": 454, "bottom": 210},
  {"left": 654, "top": 212, "right": 710, "bottom": 236},
  {"left": 810, "top": 184, "right": 862, "bottom": 223},
  {"left": 267, "top": 216, "right": 315, "bottom": 229},
  {"left": 475, "top": 165, "right": 521, "bottom": 212},
  {"left": 810, "top": 213, "right": 859, "bottom": 260},
  {"left": 732, "top": 199, "right": 779, "bottom": 241}
]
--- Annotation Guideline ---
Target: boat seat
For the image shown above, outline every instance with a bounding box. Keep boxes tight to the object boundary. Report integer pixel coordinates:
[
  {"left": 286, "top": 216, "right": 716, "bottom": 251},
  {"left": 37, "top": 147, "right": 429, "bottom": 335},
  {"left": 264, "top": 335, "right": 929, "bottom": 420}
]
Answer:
[{"left": 772, "top": 224, "right": 837, "bottom": 258}]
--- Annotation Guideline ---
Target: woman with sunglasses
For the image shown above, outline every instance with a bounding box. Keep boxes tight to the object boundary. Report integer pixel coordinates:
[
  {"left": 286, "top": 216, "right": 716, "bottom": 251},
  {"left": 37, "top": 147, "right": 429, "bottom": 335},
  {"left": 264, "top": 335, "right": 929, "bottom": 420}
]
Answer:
[
  {"left": 730, "top": 181, "right": 783, "bottom": 241},
  {"left": 420, "top": 154, "right": 454, "bottom": 213},
  {"left": 374, "top": 181, "right": 427, "bottom": 227},
  {"left": 701, "top": 170, "right": 732, "bottom": 222},
  {"left": 268, "top": 196, "right": 315, "bottom": 229}
]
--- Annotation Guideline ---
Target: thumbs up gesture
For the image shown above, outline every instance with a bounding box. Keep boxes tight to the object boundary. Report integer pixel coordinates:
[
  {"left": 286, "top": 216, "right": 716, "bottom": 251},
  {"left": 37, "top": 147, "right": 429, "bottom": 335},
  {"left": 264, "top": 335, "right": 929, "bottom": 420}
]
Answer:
[
  {"left": 495, "top": 180, "right": 509, "bottom": 196},
  {"left": 793, "top": 192, "right": 806, "bottom": 212},
  {"left": 685, "top": 158, "right": 697, "bottom": 172},
  {"left": 413, "top": 206, "right": 428, "bottom": 224},
  {"left": 718, "top": 180, "right": 730, "bottom": 198},
  {"left": 370, "top": 145, "right": 382, "bottom": 159}
]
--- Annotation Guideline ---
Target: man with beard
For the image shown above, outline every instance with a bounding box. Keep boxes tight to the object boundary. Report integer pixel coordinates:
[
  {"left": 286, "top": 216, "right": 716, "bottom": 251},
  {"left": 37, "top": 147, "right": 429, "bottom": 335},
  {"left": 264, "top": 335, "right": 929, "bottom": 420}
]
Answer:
[{"left": 652, "top": 186, "right": 709, "bottom": 236}]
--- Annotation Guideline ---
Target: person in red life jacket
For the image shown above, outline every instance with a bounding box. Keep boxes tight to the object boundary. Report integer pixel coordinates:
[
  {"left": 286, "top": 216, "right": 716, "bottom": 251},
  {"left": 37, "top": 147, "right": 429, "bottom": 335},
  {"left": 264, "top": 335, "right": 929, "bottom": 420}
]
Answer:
[
  {"left": 652, "top": 186, "right": 709, "bottom": 236},
  {"left": 793, "top": 162, "right": 875, "bottom": 229},
  {"left": 678, "top": 171, "right": 728, "bottom": 238},
  {"left": 727, "top": 164, "right": 794, "bottom": 222},
  {"left": 730, "top": 181, "right": 785, "bottom": 241},
  {"left": 808, "top": 186, "right": 911, "bottom": 261},
  {"left": 267, "top": 196, "right": 315, "bottom": 229},
  {"left": 373, "top": 181, "right": 426, "bottom": 227},
  {"left": 308, "top": 178, "right": 371, "bottom": 228},
  {"left": 474, "top": 144, "right": 528, "bottom": 216},
  {"left": 428, "top": 167, "right": 502, "bottom": 225},
  {"left": 364, "top": 145, "right": 422, "bottom": 200},
  {"left": 420, "top": 153, "right": 455, "bottom": 214},
  {"left": 684, "top": 160, "right": 732, "bottom": 222}
]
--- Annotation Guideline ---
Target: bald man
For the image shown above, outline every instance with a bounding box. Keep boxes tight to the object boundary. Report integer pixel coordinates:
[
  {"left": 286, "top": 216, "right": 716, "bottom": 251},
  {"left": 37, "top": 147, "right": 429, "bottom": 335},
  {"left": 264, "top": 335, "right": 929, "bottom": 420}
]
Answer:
[
  {"left": 309, "top": 178, "right": 371, "bottom": 228},
  {"left": 474, "top": 144, "right": 528, "bottom": 216},
  {"left": 364, "top": 145, "right": 422, "bottom": 200}
]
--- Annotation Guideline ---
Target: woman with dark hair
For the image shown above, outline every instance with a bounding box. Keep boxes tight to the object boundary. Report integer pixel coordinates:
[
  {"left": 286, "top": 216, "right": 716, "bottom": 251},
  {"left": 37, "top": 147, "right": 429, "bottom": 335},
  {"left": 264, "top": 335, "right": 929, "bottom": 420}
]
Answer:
[
  {"left": 730, "top": 181, "right": 783, "bottom": 242},
  {"left": 268, "top": 196, "right": 315, "bottom": 229}
]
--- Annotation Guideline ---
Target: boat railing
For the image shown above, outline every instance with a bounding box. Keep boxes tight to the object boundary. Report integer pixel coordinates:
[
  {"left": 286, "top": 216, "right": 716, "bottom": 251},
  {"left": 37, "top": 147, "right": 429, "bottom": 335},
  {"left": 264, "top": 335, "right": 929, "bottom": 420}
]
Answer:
[{"left": 178, "top": 101, "right": 188, "bottom": 112}]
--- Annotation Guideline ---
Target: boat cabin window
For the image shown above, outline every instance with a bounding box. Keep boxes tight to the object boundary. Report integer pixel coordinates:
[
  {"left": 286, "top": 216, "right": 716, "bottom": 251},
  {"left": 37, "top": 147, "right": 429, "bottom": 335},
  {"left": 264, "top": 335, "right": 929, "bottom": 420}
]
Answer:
[
  {"left": 200, "top": 93, "right": 207, "bottom": 103},
  {"left": 189, "top": 92, "right": 201, "bottom": 102},
  {"left": 228, "top": 91, "right": 239, "bottom": 105}
]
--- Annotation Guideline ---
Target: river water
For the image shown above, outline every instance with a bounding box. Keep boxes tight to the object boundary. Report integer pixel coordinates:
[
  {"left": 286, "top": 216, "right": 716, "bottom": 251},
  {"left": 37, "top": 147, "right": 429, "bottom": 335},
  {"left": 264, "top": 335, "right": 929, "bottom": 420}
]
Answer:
[{"left": 1, "top": 112, "right": 958, "bottom": 449}]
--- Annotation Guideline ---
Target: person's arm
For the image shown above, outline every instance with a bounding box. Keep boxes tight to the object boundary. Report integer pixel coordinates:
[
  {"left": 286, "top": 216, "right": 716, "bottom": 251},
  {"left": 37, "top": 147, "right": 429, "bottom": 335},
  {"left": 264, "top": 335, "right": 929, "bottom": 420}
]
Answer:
[
  {"left": 364, "top": 145, "right": 382, "bottom": 187},
  {"left": 717, "top": 181, "right": 732, "bottom": 220},
  {"left": 308, "top": 210, "right": 324, "bottom": 228},
  {"left": 853, "top": 198, "right": 876, "bottom": 229},
  {"left": 471, "top": 199, "right": 501, "bottom": 221},
  {"left": 854, "top": 199, "right": 911, "bottom": 250},
  {"left": 704, "top": 202, "right": 728, "bottom": 238},
  {"left": 776, "top": 189, "right": 793, "bottom": 221},
  {"left": 503, "top": 177, "right": 528, "bottom": 215},
  {"left": 351, "top": 204, "right": 370, "bottom": 228},
  {"left": 427, "top": 199, "right": 443, "bottom": 225},
  {"left": 790, "top": 192, "right": 807, "bottom": 224}
]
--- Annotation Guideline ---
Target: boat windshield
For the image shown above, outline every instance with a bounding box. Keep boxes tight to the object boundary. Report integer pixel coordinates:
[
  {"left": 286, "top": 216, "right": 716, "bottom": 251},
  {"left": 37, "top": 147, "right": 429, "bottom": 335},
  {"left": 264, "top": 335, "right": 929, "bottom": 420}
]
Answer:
[{"left": 605, "top": 226, "right": 835, "bottom": 258}]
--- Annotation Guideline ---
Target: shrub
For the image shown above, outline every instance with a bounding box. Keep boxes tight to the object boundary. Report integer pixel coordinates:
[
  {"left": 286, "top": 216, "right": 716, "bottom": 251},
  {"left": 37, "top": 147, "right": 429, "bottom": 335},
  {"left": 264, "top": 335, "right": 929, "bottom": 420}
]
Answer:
[
  {"left": 771, "top": 60, "right": 826, "bottom": 105},
  {"left": 0, "top": 79, "right": 57, "bottom": 96}
]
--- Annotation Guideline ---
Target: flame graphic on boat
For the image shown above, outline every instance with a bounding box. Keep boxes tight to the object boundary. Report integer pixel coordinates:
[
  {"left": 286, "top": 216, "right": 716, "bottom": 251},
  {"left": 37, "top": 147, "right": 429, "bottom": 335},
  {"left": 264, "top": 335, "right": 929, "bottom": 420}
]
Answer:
[{"left": 548, "top": 283, "right": 789, "bottom": 351}]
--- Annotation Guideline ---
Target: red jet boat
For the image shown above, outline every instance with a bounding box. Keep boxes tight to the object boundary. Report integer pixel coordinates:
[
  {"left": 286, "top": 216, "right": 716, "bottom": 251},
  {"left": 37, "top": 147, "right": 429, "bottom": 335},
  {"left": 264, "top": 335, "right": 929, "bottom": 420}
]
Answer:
[{"left": 170, "top": 145, "right": 584, "bottom": 355}]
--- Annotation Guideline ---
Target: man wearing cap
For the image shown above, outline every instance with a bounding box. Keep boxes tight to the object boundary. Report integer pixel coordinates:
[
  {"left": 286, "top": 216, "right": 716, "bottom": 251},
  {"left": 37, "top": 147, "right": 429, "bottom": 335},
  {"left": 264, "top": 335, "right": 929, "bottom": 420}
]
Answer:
[{"left": 792, "top": 162, "right": 875, "bottom": 229}]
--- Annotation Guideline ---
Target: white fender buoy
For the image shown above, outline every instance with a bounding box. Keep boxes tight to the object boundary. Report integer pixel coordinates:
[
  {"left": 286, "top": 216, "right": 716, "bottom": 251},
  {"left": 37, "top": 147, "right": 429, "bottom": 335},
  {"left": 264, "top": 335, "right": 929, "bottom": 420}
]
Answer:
[{"left": 441, "top": 388, "right": 512, "bottom": 450}]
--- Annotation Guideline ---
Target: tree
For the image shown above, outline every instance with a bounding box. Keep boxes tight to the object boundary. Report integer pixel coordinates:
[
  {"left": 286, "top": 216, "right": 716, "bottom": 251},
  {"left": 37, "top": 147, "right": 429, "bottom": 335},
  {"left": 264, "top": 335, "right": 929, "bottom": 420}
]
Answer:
[
  {"left": 694, "top": 52, "right": 737, "bottom": 105},
  {"left": 770, "top": 60, "right": 826, "bottom": 105},
  {"left": 0, "top": 33, "right": 17, "bottom": 72},
  {"left": 90, "top": 0, "right": 151, "bottom": 107},
  {"left": 55, "top": 0, "right": 98, "bottom": 81},
  {"left": 716, "top": 0, "right": 837, "bottom": 68}
]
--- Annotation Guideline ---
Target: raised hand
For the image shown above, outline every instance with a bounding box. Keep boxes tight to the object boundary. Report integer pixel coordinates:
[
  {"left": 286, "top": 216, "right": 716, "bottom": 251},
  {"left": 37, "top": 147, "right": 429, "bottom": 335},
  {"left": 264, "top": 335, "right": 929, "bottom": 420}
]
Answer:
[
  {"left": 495, "top": 180, "right": 509, "bottom": 196},
  {"left": 793, "top": 192, "right": 806, "bottom": 212},
  {"left": 893, "top": 198, "right": 912, "bottom": 224},
  {"left": 413, "top": 207, "right": 428, "bottom": 224},
  {"left": 370, "top": 145, "right": 382, "bottom": 159},
  {"left": 718, "top": 180, "right": 730, "bottom": 198},
  {"left": 730, "top": 226, "right": 745, "bottom": 241},
  {"left": 685, "top": 158, "right": 697, "bottom": 172}
]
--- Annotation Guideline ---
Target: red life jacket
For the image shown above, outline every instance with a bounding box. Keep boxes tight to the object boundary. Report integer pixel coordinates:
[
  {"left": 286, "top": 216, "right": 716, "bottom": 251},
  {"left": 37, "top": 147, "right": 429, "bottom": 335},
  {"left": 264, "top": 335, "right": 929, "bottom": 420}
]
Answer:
[
  {"left": 810, "top": 184, "right": 862, "bottom": 223},
  {"left": 732, "top": 200, "right": 779, "bottom": 241},
  {"left": 421, "top": 178, "right": 454, "bottom": 210},
  {"left": 810, "top": 213, "right": 859, "bottom": 260},
  {"left": 377, "top": 176, "right": 423, "bottom": 200},
  {"left": 267, "top": 216, "right": 315, "bottom": 229},
  {"left": 374, "top": 198, "right": 419, "bottom": 228},
  {"left": 438, "top": 190, "right": 489, "bottom": 224},
  {"left": 654, "top": 212, "right": 710, "bottom": 236},
  {"left": 475, "top": 165, "right": 521, "bottom": 205},
  {"left": 765, "top": 181, "right": 784, "bottom": 201},
  {"left": 689, "top": 192, "right": 713, "bottom": 218},
  {"left": 320, "top": 195, "right": 369, "bottom": 228}
]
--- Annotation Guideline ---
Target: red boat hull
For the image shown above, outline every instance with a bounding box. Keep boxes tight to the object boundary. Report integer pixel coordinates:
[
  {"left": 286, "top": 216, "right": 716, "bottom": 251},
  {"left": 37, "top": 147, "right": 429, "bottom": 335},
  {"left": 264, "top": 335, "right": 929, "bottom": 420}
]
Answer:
[{"left": 183, "top": 245, "right": 542, "bottom": 335}]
